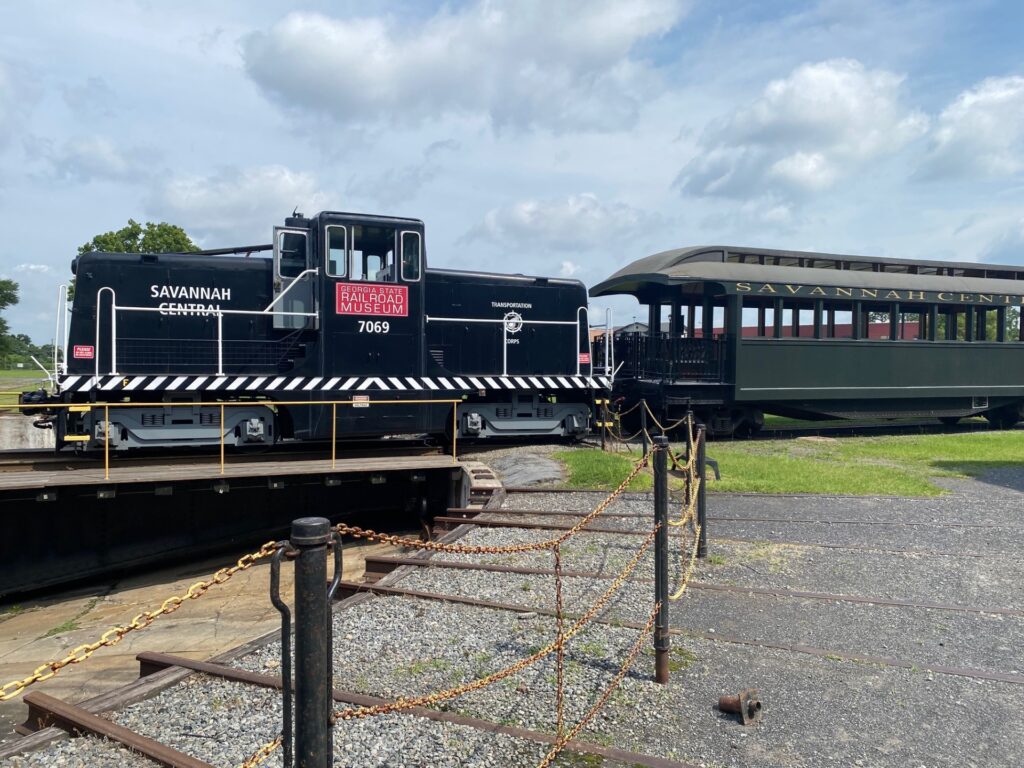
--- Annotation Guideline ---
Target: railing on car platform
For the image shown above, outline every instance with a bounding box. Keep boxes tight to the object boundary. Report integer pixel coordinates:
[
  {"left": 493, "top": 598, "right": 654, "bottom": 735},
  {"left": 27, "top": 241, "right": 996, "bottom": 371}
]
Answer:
[{"left": 592, "top": 331, "right": 724, "bottom": 381}]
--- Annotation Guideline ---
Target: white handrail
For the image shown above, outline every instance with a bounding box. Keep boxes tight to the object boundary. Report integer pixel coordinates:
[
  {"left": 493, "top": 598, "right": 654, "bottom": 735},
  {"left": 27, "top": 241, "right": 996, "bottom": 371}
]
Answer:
[
  {"left": 94, "top": 287, "right": 319, "bottom": 378},
  {"left": 576, "top": 306, "right": 589, "bottom": 376},
  {"left": 264, "top": 267, "right": 319, "bottom": 313},
  {"left": 53, "top": 284, "right": 68, "bottom": 378}
]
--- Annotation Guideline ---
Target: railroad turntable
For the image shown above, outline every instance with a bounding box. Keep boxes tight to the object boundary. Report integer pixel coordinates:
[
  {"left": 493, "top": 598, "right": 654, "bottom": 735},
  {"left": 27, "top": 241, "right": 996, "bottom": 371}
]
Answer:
[{"left": 3, "top": 427, "right": 1022, "bottom": 767}]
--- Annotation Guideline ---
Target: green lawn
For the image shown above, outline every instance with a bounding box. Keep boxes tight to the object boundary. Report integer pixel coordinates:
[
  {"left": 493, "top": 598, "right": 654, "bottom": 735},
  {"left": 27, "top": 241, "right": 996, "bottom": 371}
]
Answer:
[
  {"left": 0, "top": 370, "right": 47, "bottom": 406},
  {"left": 556, "top": 430, "right": 1024, "bottom": 496}
]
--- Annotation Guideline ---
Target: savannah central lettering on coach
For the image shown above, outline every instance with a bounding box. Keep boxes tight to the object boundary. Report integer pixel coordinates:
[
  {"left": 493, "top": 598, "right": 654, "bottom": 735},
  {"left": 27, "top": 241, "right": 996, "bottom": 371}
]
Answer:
[
  {"left": 335, "top": 283, "right": 409, "bottom": 317},
  {"left": 150, "top": 284, "right": 231, "bottom": 315},
  {"left": 734, "top": 282, "right": 1024, "bottom": 305}
]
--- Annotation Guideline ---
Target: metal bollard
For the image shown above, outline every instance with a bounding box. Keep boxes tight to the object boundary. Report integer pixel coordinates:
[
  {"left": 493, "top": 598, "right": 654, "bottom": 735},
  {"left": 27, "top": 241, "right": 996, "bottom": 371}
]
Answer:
[
  {"left": 652, "top": 435, "right": 670, "bottom": 684},
  {"left": 291, "top": 517, "right": 333, "bottom": 768},
  {"left": 696, "top": 426, "right": 708, "bottom": 558},
  {"left": 640, "top": 402, "right": 649, "bottom": 458}
]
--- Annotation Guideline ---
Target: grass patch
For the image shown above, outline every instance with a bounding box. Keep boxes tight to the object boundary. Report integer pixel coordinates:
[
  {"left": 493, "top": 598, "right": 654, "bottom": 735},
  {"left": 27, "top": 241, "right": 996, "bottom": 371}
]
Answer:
[
  {"left": 699, "top": 430, "right": 1024, "bottom": 496},
  {"left": 553, "top": 449, "right": 652, "bottom": 491},
  {"left": 42, "top": 618, "right": 82, "bottom": 638}
]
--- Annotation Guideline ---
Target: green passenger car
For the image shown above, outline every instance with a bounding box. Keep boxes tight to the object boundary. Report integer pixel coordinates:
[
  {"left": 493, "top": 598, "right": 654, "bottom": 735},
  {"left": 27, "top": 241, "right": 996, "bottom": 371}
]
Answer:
[{"left": 591, "top": 246, "right": 1024, "bottom": 437}]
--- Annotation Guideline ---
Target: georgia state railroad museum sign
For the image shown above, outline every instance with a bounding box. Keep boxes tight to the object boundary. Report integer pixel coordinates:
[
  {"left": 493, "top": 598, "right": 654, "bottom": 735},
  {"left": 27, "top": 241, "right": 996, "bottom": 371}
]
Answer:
[{"left": 335, "top": 283, "right": 409, "bottom": 316}]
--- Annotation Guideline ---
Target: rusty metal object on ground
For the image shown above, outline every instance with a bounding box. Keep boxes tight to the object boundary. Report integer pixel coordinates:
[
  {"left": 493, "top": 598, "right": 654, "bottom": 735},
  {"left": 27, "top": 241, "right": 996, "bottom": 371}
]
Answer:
[{"left": 718, "top": 688, "right": 763, "bottom": 725}]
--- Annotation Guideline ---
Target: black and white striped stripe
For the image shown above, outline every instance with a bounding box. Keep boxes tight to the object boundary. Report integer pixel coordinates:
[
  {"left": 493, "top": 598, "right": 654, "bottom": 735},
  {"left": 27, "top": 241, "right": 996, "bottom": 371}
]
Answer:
[{"left": 57, "top": 374, "right": 612, "bottom": 394}]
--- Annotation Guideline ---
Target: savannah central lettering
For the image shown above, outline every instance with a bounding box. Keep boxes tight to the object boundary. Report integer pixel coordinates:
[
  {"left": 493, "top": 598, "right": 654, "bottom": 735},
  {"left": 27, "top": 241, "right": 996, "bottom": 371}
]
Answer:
[
  {"left": 150, "top": 284, "right": 231, "bottom": 316},
  {"left": 734, "top": 282, "right": 1024, "bottom": 305}
]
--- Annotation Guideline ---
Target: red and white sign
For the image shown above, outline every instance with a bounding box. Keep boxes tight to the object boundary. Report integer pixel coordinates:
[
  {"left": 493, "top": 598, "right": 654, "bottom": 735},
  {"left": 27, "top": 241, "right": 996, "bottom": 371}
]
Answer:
[
  {"left": 578, "top": 352, "right": 591, "bottom": 365},
  {"left": 335, "top": 283, "right": 408, "bottom": 317},
  {"left": 73, "top": 345, "right": 95, "bottom": 359},
  {"left": 352, "top": 395, "right": 370, "bottom": 408}
]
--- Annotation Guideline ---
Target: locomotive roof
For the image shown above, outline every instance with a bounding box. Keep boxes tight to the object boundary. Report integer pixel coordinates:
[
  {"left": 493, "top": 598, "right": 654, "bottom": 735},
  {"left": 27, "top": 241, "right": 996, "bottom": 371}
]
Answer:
[{"left": 591, "top": 245, "right": 1024, "bottom": 298}]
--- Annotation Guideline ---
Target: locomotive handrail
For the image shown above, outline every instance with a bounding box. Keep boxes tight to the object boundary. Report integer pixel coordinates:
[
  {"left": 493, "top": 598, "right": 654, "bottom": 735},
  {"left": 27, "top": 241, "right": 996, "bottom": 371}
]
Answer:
[
  {"left": 426, "top": 306, "right": 590, "bottom": 376},
  {"left": 92, "top": 287, "right": 319, "bottom": 378},
  {"left": 263, "top": 267, "right": 319, "bottom": 313},
  {"left": 54, "top": 283, "right": 69, "bottom": 379}
]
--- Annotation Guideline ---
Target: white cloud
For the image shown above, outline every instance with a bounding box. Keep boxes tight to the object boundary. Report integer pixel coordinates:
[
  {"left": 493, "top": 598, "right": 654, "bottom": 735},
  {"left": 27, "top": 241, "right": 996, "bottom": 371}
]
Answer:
[
  {"left": 677, "top": 59, "right": 928, "bottom": 198},
  {"left": 0, "top": 60, "right": 23, "bottom": 148},
  {"left": 14, "top": 263, "right": 52, "bottom": 274},
  {"left": 44, "top": 136, "right": 152, "bottom": 183},
  {"left": 465, "top": 193, "right": 660, "bottom": 252},
  {"left": 919, "top": 76, "right": 1024, "bottom": 180},
  {"left": 559, "top": 260, "right": 581, "bottom": 277},
  {"left": 242, "top": 1, "right": 687, "bottom": 132},
  {"left": 149, "top": 165, "right": 329, "bottom": 244}
]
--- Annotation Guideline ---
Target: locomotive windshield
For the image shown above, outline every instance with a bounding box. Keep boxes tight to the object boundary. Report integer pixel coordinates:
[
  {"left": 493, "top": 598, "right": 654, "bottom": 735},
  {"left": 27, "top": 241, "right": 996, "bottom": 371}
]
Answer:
[
  {"left": 277, "top": 230, "right": 307, "bottom": 278},
  {"left": 350, "top": 224, "right": 397, "bottom": 282}
]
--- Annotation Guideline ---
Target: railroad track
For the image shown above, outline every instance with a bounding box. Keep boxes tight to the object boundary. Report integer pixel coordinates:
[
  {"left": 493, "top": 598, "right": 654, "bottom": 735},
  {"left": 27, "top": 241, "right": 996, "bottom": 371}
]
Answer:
[{"left": 7, "top": 481, "right": 1023, "bottom": 767}]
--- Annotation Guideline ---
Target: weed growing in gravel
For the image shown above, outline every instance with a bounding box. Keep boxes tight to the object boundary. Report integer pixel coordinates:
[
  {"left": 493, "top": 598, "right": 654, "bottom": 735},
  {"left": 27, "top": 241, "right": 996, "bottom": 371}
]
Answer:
[
  {"left": 706, "top": 553, "right": 727, "bottom": 565},
  {"left": 402, "top": 658, "right": 452, "bottom": 676}
]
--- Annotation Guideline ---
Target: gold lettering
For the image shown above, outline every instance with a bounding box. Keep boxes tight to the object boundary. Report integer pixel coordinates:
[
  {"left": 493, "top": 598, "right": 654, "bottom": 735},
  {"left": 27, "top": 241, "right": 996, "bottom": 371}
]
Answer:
[
  {"left": 784, "top": 284, "right": 802, "bottom": 295},
  {"left": 736, "top": 282, "right": 752, "bottom": 292},
  {"left": 859, "top": 289, "right": 878, "bottom": 298},
  {"left": 960, "top": 293, "right": 973, "bottom": 303},
  {"left": 758, "top": 283, "right": 777, "bottom": 294},
  {"left": 1004, "top": 295, "right": 1014, "bottom": 304},
  {"left": 906, "top": 291, "right": 925, "bottom": 301},
  {"left": 835, "top": 287, "right": 853, "bottom": 298},
  {"left": 884, "top": 290, "right": 902, "bottom": 300},
  {"left": 809, "top": 287, "right": 827, "bottom": 296},
  {"left": 937, "top": 292, "right": 952, "bottom": 301},
  {"left": 978, "top": 294, "right": 993, "bottom": 303}
]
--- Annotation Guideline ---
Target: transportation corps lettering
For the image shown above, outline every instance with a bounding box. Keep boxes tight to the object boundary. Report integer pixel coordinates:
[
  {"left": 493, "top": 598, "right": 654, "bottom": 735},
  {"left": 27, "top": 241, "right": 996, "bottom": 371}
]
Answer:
[{"left": 335, "top": 283, "right": 408, "bottom": 317}]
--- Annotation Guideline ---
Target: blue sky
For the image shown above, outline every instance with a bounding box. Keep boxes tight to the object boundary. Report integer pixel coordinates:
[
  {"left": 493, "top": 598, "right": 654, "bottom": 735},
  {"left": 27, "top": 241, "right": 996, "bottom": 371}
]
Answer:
[{"left": 1, "top": 0, "right": 1022, "bottom": 341}]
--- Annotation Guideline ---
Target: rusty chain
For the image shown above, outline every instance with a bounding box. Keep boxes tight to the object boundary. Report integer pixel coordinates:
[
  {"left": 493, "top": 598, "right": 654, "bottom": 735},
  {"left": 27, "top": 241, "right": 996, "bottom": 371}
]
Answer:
[
  {"left": 641, "top": 400, "right": 692, "bottom": 435},
  {"left": 237, "top": 734, "right": 283, "bottom": 768},
  {"left": 670, "top": 523, "right": 703, "bottom": 601},
  {"left": 0, "top": 540, "right": 280, "bottom": 702},
  {"left": 335, "top": 453, "right": 648, "bottom": 556},
  {"left": 536, "top": 602, "right": 660, "bottom": 768},
  {"left": 553, "top": 542, "right": 565, "bottom": 739},
  {"left": 329, "top": 523, "right": 658, "bottom": 724}
]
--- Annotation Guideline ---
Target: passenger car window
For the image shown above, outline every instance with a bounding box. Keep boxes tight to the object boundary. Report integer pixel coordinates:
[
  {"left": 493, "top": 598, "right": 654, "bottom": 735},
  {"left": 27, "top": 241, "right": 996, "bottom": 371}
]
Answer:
[
  {"left": 349, "top": 225, "right": 396, "bottom": 282},
  {"left": 325, "top": 225, "right": 347, "bottom": 278},
  {"left": 401, "top": 231, "right": 421, "bottom": 281}
]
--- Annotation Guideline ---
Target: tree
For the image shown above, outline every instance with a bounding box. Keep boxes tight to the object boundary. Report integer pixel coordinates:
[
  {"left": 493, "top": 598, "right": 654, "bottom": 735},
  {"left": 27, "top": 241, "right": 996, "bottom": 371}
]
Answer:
[
  {"left": 0, "top": 278, "right": 18, "bottom": 345},
  {"left": 77, "top": 219, "right": 199, "bottom": 256},
  {"left": 70, "top": 219, "right": 200, "bottom": 300}
]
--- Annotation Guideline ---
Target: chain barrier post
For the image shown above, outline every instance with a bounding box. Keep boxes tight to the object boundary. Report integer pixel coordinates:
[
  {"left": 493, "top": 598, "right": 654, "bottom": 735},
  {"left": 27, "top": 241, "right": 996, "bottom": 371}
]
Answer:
[
  {"left": 652, "top": 435, "right": 670, "bottom": 684},
  {"left": 640, "top": 401, "right": 649, "bottom": 459},
  {"left": 291, "top": 517, "right": 332, "bottom": 768},
  {"left": 599, "top": 399, "right": 607, "bottom": 451},
  {"left": 696, "top": 425, "right": 708, "bottom": 558}
]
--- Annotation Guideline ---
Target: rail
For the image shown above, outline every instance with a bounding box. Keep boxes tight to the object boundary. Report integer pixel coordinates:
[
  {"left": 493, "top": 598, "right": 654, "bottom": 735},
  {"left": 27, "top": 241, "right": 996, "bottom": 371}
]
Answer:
[
  {"left": 1, "top": 440, "right": 709, "bottom": 767},
  {"left": 94, "top": 285, "right": 319, "bottom": 378},
  {"left": 425, "top": 306, "right": 592, "bottom": 376},
  {"left": 1, "top": 398, "right": 461, "bottom": 480}
]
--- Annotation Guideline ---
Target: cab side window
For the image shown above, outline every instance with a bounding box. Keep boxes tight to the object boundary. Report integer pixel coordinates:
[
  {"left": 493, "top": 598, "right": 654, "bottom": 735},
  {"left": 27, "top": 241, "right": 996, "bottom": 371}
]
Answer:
[
  {"left": 277, "top": 230, "right": 307, "bottom": 278},
  {"left": 325, "top": 225, "right": 347, "bottom": 278},
  {"left": 350, "top": 225, "right": 397, "bottom": 282},
  {"left": 401, "top": 231, "right": 421, "bottom": 281}
]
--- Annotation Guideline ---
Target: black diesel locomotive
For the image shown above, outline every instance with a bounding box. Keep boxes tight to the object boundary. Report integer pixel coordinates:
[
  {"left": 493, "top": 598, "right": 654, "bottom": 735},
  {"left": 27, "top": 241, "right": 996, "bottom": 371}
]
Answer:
[
  {"left": 592, "top": 246, "right": 1024, "bottom": 437},
  {"left": 26, "top": 211, "right": 607, "bottom": 450}
]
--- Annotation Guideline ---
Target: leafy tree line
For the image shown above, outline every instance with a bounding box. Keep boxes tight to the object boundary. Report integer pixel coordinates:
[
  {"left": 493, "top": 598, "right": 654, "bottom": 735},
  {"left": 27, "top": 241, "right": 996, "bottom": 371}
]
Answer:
[{"left": 2, "top": 220, "right": 198, "bottom": 366}]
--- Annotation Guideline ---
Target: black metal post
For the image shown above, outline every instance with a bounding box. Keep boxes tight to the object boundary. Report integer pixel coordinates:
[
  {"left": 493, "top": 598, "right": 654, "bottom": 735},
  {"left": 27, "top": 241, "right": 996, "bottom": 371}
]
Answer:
[
  {"left": 696, "top": 426, "right": 708, "bottom": 558},
  {"left": 600, "top": 399, "right": 607, "bottom": 451},
  {"left": 640, "top": 402, "right": 649, "bottom": 458},
  {"left": 292, "top": 517, "right": 332, "bottom": 768},
  {"left": 653, "top": 435, "right": 670, "bottom": 684},
  {"left": 269, "top": 547, "right": 293, "bottom": 768}
]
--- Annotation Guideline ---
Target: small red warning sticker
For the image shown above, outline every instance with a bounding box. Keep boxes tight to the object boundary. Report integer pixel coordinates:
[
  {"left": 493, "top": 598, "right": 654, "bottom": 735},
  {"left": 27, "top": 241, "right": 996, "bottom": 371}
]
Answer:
[
  {"left": 73, "top": 345, "right": 95, "bottom": 359},
  {"left": 335, "top": 283, "right": 408, "bottom": 317},
  {"left": 578, "top": 352, "right": 591, "bottom": 364}
]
